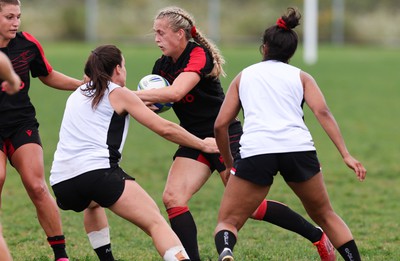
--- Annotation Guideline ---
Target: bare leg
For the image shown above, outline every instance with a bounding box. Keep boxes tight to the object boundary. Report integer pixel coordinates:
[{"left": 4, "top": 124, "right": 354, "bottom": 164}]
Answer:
[
  {"left": 287, "top": 172, "right": 353, "bottom": 247},
  {"left": 163, "top": 157, "right": 211, "bottom": 260},
  {"left": 0, "top": 151, "right": 7, "bottom": 209},
  {"left": 0, "top": 224, "right": 12, "bottom": 261},
  {"left": 84, "top": 203, "right": 114, "bottom": 261},
  {"left": 11, "top": 144, "right": 67, "bottom": 260},
  {"left": 214, "top": 175, "right": 270, "bottom": 261},
  {"left": 11, "top": 144, "right": 64, "bottom": 236},
  {"left": 109, "top": 180, "right": 189, "bottom": 259}
]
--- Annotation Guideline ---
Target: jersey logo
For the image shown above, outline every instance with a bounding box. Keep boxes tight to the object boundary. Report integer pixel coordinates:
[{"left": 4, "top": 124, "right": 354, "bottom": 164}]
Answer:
[{"left": 179, "top": 93, "right": 195, "bottom": 103}]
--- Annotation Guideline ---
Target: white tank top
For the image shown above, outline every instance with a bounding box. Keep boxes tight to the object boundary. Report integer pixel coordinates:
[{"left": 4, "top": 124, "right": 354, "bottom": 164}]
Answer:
[
  {"left": 50, "top": 82, "right": 129, "bottom": 185},
  {"left": 238, "top": 60, "right": 315, "bottom": 158}
]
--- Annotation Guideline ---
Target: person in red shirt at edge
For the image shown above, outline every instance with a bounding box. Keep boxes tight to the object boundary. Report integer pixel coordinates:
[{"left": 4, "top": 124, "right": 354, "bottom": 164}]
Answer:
[{"left": 0, "top": 1, "right": 83, "bottom": 260}]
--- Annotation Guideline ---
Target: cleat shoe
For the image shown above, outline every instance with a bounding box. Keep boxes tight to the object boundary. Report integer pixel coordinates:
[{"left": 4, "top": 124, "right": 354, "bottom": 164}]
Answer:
[
  {"left": 313, "top": 228, "right": 336, "bottom": 261},
  {"left": 56, "top": 259, "right": 69, "bottom": 261},
  {"left": 218, "top": 248, "right": 234, "bottom": 261}
]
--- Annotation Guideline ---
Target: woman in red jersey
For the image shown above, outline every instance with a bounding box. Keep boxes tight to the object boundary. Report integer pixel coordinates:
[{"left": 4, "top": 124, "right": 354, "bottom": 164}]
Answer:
[{"left": 0, "top": 1, "right": 83, "bottom": 260}]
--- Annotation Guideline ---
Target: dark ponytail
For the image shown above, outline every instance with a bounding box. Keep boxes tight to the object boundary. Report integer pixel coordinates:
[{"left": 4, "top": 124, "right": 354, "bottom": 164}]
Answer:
[
  {"left": 261, "top": 7, "right": 301, "bottom": 63},
  {"left": 82, "top": 45, "right": 122, "bottom": 109}
]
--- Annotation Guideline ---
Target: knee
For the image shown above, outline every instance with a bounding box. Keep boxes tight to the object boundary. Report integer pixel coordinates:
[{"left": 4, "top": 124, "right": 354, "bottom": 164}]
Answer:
[
  {"left": 309, "top": 207, "right": 336, "bottom": 225},
  {"left": 25, "top": 180, "right": 50, "bottom": 201},
  {"left": 162, "top": 189, "right": 177, "bottom": 209}
]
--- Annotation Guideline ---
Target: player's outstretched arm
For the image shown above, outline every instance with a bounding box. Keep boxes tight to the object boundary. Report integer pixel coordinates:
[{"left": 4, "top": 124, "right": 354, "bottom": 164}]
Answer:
[
  {"left": 302, "top": 71, "right": 366, "bottom": 181},
  {"left": 111, "top": 87, "right": 219, "bottom": 154},
  {"left": 38, "top": 70, "right": 83, "bottom": 91}
]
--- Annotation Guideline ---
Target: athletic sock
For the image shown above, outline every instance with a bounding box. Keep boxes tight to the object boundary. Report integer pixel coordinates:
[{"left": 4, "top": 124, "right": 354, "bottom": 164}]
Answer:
[
  {"left": 255, "top": 199, "right": 322, "bottom": 243},
  {"left": 94, "top": 244, "right": 115, "bottom": 261},
  {"left": 337, "top": 240, "right": 361, "bottom": 261},
  {"left": 47, "top": 235, "right": 68, "bottom": 261},
  {"left": 87, "top": 227, "right": 115, "bottom": 261},
  {"left": 214, "top": 230, "right": 237, "bottom": 254},
  {"left": 167, "top": 206, "right": 200, "bottom": 261}
]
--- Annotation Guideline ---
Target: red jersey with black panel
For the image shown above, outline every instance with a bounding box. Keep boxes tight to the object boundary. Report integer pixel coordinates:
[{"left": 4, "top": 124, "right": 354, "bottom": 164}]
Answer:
[
  {"left": 0, "top": 32, "right": 52, "bottom": 129},
  {"left": 153, "top": 41, "right": 231, "bottom": 138}
]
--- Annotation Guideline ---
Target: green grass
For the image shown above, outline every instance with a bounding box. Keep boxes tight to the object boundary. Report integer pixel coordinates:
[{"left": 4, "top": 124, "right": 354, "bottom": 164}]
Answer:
[{"left": 1, "top": 42, "right": 399, "bottom": 260}]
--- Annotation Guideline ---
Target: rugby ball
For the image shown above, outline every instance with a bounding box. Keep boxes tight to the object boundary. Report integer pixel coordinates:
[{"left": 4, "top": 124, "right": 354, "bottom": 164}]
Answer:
[{"left": 137, "top": 74, "right": 173, "bottom": 113}]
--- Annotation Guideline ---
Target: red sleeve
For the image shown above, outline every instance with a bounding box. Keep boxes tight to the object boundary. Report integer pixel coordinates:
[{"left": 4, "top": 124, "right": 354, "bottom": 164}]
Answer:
[
  {"left": 22, "top": 32, "right": 53, "bottom": 74},
  {"left": 184, "top": 46, "right": 207, "bottom": 75}
]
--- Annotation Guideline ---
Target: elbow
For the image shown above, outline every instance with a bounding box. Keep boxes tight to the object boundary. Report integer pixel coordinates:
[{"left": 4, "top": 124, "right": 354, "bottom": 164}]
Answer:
[
  {"left": 314, "top": 108, "right": 334, "bottom": 121},
  {"left": 156, "top": 122, "right": 176, "bottom": 138},
  {"left": 169, "top": 92, "right": 184, "bottom": 103},
  {"left": 214, "top": 121, "right": 227, "bottom": 137}
]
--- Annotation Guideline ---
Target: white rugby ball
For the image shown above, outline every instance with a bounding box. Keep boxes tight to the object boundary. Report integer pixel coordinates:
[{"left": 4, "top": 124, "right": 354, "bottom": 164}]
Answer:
[{"left": 137, "top": 74, "right": 173, "bottom": 113}]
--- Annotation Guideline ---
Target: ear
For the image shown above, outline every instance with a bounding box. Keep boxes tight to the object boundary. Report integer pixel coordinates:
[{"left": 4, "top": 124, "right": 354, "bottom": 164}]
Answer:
[
  {"left": 115, "top": 64, "right": 122, "bottom": 75},
  {"left": 177, "top": 29, "right": 185, "bottom": 39}
]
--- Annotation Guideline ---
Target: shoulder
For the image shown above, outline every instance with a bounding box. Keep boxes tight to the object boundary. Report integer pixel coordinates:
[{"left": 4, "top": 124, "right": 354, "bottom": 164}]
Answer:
[{"left": 11, "top": 32, "right": 44, "bottom": 51}]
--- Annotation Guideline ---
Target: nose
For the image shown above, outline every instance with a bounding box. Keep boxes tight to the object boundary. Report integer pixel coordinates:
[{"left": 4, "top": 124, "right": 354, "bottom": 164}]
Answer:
[{"left": 12, "top": 17, "right": 20, "bottom": 27}]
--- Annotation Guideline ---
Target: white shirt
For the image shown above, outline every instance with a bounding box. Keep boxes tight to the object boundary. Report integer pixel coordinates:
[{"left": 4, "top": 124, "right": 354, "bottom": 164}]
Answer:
[
  {"left": 50, "top": 82, "right": 129, "bottom": 185},
  {"left": 238, "top": 60, "right": 315, "bottom": 158}
]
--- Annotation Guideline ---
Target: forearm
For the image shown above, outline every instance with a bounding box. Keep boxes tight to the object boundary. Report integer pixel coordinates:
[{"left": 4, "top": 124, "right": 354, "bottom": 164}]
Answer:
[
  {"left": 316, "top": 111, "right": 350, "bottom": 158},
  {"left": 158, "top": 122, "right": 205, "bottom": 150},
  {"left": 39, "top": 70, "right": 82, "bottom": 91},
  {"left": 134, "top": 87, "right": 181, "bottom": 103},
  {"left": 215, "top": 126, "right": 233, "bottom": 168}
]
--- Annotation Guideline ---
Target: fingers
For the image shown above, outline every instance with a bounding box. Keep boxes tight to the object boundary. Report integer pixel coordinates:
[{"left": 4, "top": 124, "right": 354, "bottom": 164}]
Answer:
[{"left": 354, "top": 162, "right": 367, "bottom": 181}]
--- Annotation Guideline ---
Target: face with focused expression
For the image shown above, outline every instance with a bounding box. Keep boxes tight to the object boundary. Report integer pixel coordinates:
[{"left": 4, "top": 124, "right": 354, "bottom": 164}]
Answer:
[
  {"left": 0, "top": 3, "right": 21, "bottom": 47},
  {"left": 113, "top": 55, "right": 127, "bottom": 87},
  {"left": 153, "top": 17, "right": 187, "bottom": 62}
]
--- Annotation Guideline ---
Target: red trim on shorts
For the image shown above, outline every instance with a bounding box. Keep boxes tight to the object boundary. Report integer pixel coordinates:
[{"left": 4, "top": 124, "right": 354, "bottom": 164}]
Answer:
[
  {"left": 197, "top": 153, "right": 210, "bottom": 167},
  {"left": 167, "top": 206, "right": 189, "bottom": 219},
  {"left": 3, "top": 139, "right": 15, "bottom": 158},
  {"left": 253, "top": 199, "right": 268, "bottom": 220}
]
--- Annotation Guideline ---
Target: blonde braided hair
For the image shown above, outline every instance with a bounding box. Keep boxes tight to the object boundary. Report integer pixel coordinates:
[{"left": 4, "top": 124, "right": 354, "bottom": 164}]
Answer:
[{"left": 155, "top": 6, "right": 226, "bottom": 78}]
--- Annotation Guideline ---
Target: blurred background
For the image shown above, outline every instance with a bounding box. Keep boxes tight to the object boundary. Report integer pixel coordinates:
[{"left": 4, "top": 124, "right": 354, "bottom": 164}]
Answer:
[{"left": 20, "top": 0, "right": 400, "bottom": 47}]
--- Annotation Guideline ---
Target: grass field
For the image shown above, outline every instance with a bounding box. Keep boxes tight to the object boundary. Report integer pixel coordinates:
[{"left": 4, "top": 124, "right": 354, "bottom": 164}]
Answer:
[{"left": 1, "top": 42, "right": 399, "bottom": 260}]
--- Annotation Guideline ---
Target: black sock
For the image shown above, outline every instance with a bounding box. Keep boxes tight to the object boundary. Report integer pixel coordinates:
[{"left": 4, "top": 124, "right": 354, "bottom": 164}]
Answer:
[
  {"left": 94, "top": 243, "right": 115, "bottom": 261},
  {"left": 47, "top": 235, "right": 68, "bottom": 261},
  {"left": 263, "top": 201, "right": 322, "bottom": 243},
  {"left": 337, "top": 240, "right": 361, "bottom": 261},
  {"left": 214, "top": 230, "right": 237, "bottom": 254},
  {"left": 169, "top": 210, "right": 200, "bottom": 261}
]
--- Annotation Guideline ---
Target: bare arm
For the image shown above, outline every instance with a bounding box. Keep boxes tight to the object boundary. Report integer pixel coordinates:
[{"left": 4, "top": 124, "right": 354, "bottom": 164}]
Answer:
[
  {"left": 110, "top": 86, "right": 218, "bottom": 154},
  {"left": 301, "top": 71, "right": 366, "bottom": 181},
  {"left": 0, "top": 52, "right": 21, "bottom": 95},
  {"left": 214, "top": 73, "right": 242, "bottom": 183},
  {"left": 134, "top": 71, "right": 200, "bottom": 103},
  {"left": 38, "top": 70, "right": 82, "bottom": 91}
]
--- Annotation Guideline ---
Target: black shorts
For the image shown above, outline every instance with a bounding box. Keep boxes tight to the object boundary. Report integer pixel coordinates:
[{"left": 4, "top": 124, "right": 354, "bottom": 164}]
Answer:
[
  {"left": 232, "top": 151, "right": 321, "bottom": 186},
  {"left": 0, "top": 121, "right": 42, "bottom": 161},
  {"left": 173, "top": 123, "right": 242, "bottom": 173},
  {"left": 51, "top": 167, "right": 135, "bottom": 212}
]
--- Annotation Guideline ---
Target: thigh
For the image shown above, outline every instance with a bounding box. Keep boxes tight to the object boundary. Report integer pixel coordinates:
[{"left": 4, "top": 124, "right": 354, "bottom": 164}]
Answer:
[
  {"left": 219, "top": 175, "right": 270, "bottom": 231},
  {"left": 109, "top": 180, "right": 167, "bottom": 231},
  {"left": 11, "top": 143, "right": 45, "bottom": 187},
  {"left": 0, "top": 151, "right": 6, "bottom": 207},
  {"left": 0, "top": 151, "right": 6, "bottom": 182},
  {"left": 286, "top": 172, "right": 333, "bottom": 220},
  {"left": 164, "top": 156, "right": 211, "bottom": 205}
]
